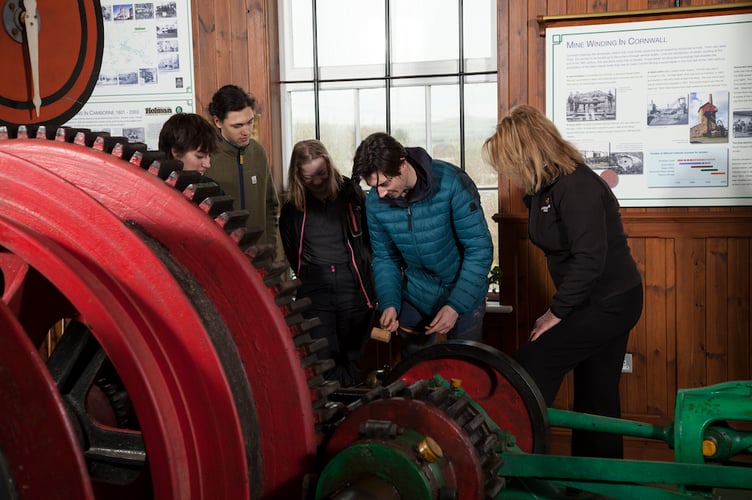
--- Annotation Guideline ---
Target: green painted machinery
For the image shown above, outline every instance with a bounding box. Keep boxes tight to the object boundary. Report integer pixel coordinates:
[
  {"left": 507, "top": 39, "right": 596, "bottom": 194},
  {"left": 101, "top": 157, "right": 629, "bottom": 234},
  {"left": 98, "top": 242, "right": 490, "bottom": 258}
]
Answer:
[{"left": 314, "top": 341, "right": 752, "bottom": 499}]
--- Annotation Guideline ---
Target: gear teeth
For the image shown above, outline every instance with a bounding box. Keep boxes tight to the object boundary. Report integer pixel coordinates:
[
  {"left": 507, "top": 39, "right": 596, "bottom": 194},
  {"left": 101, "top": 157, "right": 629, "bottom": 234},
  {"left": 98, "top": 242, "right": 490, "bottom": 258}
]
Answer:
[
  {"left": 481, "top": 453, "right": 503, "bottom": 477},
  {"left": 299, "top": 351, "right": 323, "bottom": 369},
  {"left": 92, "top": 135, "right": 130, "bottom": 153},
  {"left": 15, "top": 125, "right": 29, "bottom": 138},
  {"left": 426, "top": 385, "right": 450, "bottom": 407},
  {"left": 296, "top": 336, "right": 329, "bottom": 355},
  {"left": 183, "top": 182, "right": 222, "bottom": 202},
  {"left": 312, "top": 380, "right": 341, "bottom": 402},
  {"left": 226, "top": 227, "right": 253, "bottom": 251},
  {"left": 198, "top": 195, "right": 235, "bottom": 217},
  {"left": 286, "top": 295, "right": 311, "bottom": 313},
  {"left": 213, "top": 209, "right": 250, "bottom": 233},
  {"left": 11, "top": 128, "right": 341, "bottom": 450},
  {"left": 242, "top": 237, "right": 273, "bottom": 260},
  {"left": 381, "top": 379, "right": 407, "bottom": 399},
  {"left": 404, "top": 379, "right": 431, "bottom": 399},
  {"left": 74, "top": 130, "right": 109, "bottom": 147},
  {"left": 361, "top": 386, "right": 383, "bottom": 404},
  {"left": 446, "top": 396, "right": 470, "bottom": 417},
  {"left": 166, "top": 170, "right": 204, "bottom": 191},
  {"left": 286, "top": 312, "right": 307, "bottom": 328},
  {"left": 132, "top": 150, "right": 165, "bottom": 170},
  {"left": 148, "top": 159, "right": 184, "bottom": 179},
  {"left": 478, "top": 433, "right": 499, "bottom": 454},
  {"left": 305, "top": 358, "right": 336, "bottom": 380},
  {"left": 486, "top": 477, "right": 505, "bottom": 499},
  {"left": 297, "top": 317, "right": 323, "bottom": 335},
  {"left": 261, "top": 260, "right": 290, "bottom": 285},
  {"left": 274, "top": 280, "right": 303, "bottom": 305},
  {"left": 315, "top": 401, "right": 347, "bottom": 430},
  {"left": 464, "top": 412, "right": 486, "bottom": 433},
  {"left": 291, "top": 333, "right": 317, "bottom": 348},
  {"left": 113, "top": 142, "right": 148, "bottom": 161},
  {"left": 96, "top": 378, "right": 132, "bottom": 428},
  {"left": 57, "top": 127, "right": 90, "bottom": 143},
  {"left": 368, "top": 379, "right": 508, "bottom": 499}
]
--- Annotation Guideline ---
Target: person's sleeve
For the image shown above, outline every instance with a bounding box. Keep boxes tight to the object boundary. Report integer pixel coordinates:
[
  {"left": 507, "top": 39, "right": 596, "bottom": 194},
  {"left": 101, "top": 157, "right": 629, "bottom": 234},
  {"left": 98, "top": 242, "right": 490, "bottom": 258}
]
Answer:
[
  {"left": 445, "top": 173, "right": 494, "bottom": 313},
  {"left": 549, "top": 177, "right": 607, "bottom": 319},
  {"left": 366, "top": 196, "right": 403, "bottom": 313},
  {"left": 278, "top": 204, "right": 298, "bottom": 273},
  {"left": 262, "top": 149, "right": 280, "bottom": 242}
]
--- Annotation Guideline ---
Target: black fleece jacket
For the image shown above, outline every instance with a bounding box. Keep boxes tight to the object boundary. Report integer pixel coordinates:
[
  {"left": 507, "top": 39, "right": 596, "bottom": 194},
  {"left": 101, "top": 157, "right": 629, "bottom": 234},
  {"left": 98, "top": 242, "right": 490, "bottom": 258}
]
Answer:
[{"left": 524, "top": 164, "right": 641, "bottom": 319}]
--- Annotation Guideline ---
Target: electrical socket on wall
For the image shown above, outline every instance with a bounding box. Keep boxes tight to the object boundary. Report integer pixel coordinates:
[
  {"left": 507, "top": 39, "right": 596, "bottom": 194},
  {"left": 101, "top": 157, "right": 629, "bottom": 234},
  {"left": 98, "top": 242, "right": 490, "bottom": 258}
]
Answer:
[{"left": 622, "top": 353, "right": 633, "bottom": 373}]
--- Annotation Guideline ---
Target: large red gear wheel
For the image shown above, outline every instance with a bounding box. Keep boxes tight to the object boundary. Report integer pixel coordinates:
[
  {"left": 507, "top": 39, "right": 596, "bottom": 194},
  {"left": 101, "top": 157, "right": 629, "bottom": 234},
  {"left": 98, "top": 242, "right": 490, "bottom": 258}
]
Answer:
[{"left": 0, "top": 132, "right": 333, "bottom": 498}]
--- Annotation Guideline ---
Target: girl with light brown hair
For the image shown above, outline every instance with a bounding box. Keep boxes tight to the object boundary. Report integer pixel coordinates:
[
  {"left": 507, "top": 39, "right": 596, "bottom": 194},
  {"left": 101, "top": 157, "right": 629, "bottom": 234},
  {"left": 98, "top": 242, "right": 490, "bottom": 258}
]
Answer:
[{"left": 279, "top": 140, "right": 375, "bottom": 387}]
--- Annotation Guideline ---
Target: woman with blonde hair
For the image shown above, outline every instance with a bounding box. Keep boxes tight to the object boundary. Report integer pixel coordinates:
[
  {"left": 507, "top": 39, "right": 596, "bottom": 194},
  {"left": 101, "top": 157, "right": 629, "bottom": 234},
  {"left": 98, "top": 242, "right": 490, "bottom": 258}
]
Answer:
[
  {"left": 279, "top": 140, "right": 375, "bottom": 387},
  {"left": 483, "top": 104, "right": 643, "bottom": 459}
]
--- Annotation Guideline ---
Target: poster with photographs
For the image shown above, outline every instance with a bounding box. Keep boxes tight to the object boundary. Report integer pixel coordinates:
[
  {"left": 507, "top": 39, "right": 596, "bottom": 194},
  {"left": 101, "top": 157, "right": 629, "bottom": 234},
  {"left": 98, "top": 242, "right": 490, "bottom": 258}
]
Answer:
[
  {"left": 546, "top": 13, "right": 752, "bottom": 206},
  {"left": 67, "top": 1, "right": 194, "bottom": 148}
]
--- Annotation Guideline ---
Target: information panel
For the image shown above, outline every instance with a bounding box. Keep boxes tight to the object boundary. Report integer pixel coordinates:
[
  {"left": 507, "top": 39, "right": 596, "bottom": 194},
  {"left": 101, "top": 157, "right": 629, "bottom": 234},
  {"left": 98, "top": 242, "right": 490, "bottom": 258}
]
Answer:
[
  {"left": 66, "top": 0, "right": 195, "bottom": 149},
  {"left": 545, "top": 13, "right": 752, "bottom": 206}
]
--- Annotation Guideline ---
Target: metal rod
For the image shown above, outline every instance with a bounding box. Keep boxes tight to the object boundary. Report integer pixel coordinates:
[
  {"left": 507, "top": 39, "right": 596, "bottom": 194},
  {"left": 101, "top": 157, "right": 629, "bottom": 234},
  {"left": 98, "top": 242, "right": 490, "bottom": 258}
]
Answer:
[
  {"left": 548, "top": 408, "right": 674, "bottom": 446},
  {"left": 501, "top": 454, "right": 752, "bottom": 489}
]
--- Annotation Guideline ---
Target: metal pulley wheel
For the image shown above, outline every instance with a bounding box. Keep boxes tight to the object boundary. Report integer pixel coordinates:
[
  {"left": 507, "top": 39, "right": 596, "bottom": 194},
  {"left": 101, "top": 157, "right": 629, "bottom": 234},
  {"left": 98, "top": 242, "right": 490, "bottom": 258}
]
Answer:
[
  {"left": 385, "top": 340, "right": 549, "bottom": 454},
  {"left": 317, "top": 342, "right": 549, "bottom": 499}
]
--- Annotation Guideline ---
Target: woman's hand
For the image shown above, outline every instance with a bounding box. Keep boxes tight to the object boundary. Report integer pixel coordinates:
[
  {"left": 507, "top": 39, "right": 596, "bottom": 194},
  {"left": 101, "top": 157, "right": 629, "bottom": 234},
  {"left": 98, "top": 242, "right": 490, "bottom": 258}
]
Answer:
[{"left": 529, "top": 308, "right": 561, "bottom": 341}]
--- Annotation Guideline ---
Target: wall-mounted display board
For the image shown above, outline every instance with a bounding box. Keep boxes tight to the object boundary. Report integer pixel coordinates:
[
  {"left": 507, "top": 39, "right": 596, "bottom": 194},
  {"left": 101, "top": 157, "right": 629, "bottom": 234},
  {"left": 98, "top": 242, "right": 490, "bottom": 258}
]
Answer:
[
  {"left": 66, "top": 0, "right": 195, "bottom": 148},
  {"left": 541, "top": 5, "right": 752, "bottom": 206}
]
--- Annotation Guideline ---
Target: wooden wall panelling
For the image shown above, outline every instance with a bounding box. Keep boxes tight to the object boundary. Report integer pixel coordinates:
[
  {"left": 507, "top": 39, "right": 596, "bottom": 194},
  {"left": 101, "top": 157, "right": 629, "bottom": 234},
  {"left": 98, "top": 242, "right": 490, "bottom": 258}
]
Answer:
[
  {"left": 706, "top": 238, "right": 729, "bottom": 384},
  {"left": 608, "top": 0, "right": 630, "bottom": 11},
  {"left": 622, "top": 238, "right": 650, "bottom": 415},
  {"left": 213, "top": 0, "right": 236, "bottom": 102},
  {"left": 639, "top": 237, "right": 676, "bottom": 419},
  {"left": 228, "top": 2, "right": 250, "bottom": 88},
  {"left": 528, "top": 0, "right": 547, "bottom": 106},
  {"left": 507, "top": 2, "right": 530, "bottom": 108},
  {"left": 567, "top": 0, "right": 591, "bottom": 14},
  {"left": 728, "top": 239, "right": 751, "bottom": 380},
  {"left": 192, "top": 0, "right": 219, "bottom": 114},
  {"left": 675, "top": 238, "right": 708, "bottom": 388},
  {"left": 496, "top": 1, "right": 510, "bottom": 115},
  {"left": 247, "top": 0, "right": 281, "bottom": 184}
]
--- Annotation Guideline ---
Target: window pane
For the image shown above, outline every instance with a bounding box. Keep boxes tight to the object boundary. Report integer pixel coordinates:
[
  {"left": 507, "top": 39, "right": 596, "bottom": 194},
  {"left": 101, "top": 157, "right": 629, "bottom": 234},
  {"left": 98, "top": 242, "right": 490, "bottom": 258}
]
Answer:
[
  {"left": 358, "top": 87, "right": 387, "bottom": 142},
  {"left": 319, "top": 88, "right": 357, "bottom": 176},
  {"left": 289, "top": 89, "right": 315, "bottom": 143},
  {"left": 464, "top": 77, "right": 498, "bottom": 187},
  {"left": 429, "top": 84, "right": 460, "bottom": 167},
  {"left": 464, "top": 0, "right": 496, "bottom": 73},
  {"left": 280, "top": 83, "right": 314, "bottom": 188},
  {"left": 318, "top": 0, "right": 385, "bottom": 80},
  {"left": 390, "top": 0, "right": 458, "bottom": 76},
  {"left": 279, "top": 0, "right": 313, "bottom": 80},
  {"left": 390, "top": 86, "right": 427, "bottom": 147}
]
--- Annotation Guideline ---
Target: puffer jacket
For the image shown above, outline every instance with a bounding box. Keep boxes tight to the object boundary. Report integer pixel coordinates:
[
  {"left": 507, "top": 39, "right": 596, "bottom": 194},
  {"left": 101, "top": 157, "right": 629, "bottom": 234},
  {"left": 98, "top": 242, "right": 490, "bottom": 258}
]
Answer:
[{"left": 366, "top": 147, "right": 493, "bottom": 317}]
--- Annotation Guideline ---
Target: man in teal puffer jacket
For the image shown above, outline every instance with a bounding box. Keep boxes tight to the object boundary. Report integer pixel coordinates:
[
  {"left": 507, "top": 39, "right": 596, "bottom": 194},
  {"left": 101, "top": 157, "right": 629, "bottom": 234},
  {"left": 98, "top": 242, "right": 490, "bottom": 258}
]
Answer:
[{"left": 353, "top": 132, "right": 493, "bottom": 356}]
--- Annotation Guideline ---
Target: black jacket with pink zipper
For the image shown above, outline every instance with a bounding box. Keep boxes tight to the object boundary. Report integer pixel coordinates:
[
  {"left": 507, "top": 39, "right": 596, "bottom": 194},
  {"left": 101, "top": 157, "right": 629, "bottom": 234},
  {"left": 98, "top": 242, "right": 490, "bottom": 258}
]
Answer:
[{"left": 279, "top": 177, "right": 375, "bottom": 308}]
